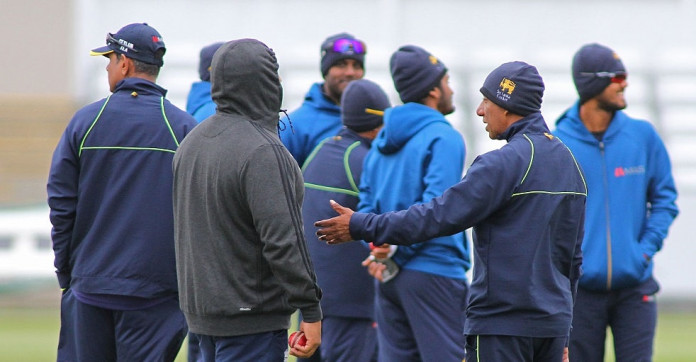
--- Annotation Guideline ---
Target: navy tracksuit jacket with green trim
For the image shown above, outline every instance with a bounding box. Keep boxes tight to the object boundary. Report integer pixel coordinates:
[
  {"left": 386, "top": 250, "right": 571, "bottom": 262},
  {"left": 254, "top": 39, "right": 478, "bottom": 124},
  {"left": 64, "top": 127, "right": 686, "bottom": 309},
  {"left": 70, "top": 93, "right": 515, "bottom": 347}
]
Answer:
[
  {"left": 301, "top": 128, "right": 375, "bottom": 319},
  {"left": 349, "top": 113, "right": 587, "bottom": 339},
  {"left": 48, "top": 77, "right": 197, "bottom": 298}
]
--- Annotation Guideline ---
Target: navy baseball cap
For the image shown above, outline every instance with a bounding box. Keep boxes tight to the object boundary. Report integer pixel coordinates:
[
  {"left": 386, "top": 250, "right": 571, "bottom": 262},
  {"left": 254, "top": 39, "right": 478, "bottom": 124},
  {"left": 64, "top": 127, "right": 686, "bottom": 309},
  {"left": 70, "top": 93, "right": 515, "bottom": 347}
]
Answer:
[{"left": 90, "top": 23, "right": 166, "bottom": 66}]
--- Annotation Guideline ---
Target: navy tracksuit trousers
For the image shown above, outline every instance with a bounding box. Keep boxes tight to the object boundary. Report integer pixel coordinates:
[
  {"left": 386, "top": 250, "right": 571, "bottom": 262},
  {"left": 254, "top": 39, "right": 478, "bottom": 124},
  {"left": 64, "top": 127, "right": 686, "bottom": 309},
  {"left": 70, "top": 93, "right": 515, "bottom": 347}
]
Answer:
[
  {"left": 376, "top": 268, "right": 468, "bottom": 362},
  {"left": 570, "top": 277, "right": 659, "bottom": 362},
  {"left": 57, "top": 289, "right": 187, "bottom": 361}
]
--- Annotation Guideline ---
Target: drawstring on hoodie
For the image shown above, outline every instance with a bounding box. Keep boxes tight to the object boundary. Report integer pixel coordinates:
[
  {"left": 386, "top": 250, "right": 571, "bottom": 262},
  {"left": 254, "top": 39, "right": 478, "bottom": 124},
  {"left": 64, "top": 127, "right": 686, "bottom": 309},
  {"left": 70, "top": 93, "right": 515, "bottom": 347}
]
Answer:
[{"left": 278, "top": 109, "right": 294, "bottom": 138}]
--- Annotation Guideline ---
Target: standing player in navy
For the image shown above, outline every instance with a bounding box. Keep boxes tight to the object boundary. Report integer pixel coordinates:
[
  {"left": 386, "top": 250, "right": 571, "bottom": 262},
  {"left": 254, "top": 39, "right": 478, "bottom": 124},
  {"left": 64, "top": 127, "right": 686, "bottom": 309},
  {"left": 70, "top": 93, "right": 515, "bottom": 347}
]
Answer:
[
  {"left": 302, "top": 79, "right": 390, "bottom": 362},
  {"left": 280, "top": 32, "right": 366, "bottom": 167},
  {"left": 554, "top": 43, "right": 679, "bottom": 362},
  {"left": 317, "top": 61, "right": 587, "bottom": 362},
  {"left": 47, "top": 23, "right": 196, "bottom": 361},
  {"left": 281, "top": 33, "right": 367, "bottom": 362}
]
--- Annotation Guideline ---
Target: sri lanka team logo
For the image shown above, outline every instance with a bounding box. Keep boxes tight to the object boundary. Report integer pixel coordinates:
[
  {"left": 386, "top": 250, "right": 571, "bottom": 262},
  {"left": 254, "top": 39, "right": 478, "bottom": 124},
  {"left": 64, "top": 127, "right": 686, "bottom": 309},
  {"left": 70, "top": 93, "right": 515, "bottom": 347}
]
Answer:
[
  {"left": 496, "top": 78, "right": 515, "bottom": 102},
  {"left": 500, "top": 78, "right": 516, "bottom": 95}
]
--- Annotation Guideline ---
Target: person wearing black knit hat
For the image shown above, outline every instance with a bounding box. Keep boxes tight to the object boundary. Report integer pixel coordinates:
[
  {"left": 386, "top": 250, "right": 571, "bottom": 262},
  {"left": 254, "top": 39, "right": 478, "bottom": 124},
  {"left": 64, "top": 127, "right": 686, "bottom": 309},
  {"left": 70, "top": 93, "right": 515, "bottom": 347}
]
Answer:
[
  {"left": 478, "top": 61, "right": 545, "bottom": 139},
  {"left": 320, "top": 45, "right": 472, "bottom": 361},
  {"left": 280, "top": 32, "right": 367, "bottom": 167},
  {"left": 554, "top": 43, "right": 678, "bottom": 362},
  {"left": 301, "top": 79, "right": 389, "bottom": 362},
  {"left": 572, "top": 43, "right": 626, "bottom": 104},
  {"left": 315, "top": 60, "right": 587, "bottom": 362}
]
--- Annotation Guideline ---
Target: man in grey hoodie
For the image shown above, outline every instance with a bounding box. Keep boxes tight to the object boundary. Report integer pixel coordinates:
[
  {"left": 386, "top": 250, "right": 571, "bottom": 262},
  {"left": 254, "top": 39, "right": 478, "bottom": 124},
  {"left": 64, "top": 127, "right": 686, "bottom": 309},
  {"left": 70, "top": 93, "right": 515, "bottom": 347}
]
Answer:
[{"left": 173, "top": 39, "right": 323, "bottom": 360}]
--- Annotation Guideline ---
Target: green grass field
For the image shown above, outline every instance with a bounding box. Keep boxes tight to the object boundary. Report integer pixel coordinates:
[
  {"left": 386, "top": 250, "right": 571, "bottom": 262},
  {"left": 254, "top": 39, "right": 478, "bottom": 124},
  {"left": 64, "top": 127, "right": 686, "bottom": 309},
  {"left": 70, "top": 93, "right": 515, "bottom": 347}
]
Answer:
[{"left": 0, "top": 303, "right": 694, "bottom": 361}]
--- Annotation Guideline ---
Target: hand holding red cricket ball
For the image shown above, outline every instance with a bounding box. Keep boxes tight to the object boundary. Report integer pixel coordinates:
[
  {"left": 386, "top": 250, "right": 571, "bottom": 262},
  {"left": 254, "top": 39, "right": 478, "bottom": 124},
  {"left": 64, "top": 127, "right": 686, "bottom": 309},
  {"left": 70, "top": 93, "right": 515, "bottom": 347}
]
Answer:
[
  {"left": 288, "top": 320, "right": 321, "bottom": 358},
  {"left": 288, "top": 330, "right": 307, "bottom": 348}
]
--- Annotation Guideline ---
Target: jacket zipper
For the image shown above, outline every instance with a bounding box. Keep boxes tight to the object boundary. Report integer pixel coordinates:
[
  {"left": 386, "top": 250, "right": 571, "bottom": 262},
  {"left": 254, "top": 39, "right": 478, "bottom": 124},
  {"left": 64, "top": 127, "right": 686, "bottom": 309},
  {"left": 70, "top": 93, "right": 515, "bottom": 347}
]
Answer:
[{"left": 600, "top": 141, "right": 613, "bottom": 290}]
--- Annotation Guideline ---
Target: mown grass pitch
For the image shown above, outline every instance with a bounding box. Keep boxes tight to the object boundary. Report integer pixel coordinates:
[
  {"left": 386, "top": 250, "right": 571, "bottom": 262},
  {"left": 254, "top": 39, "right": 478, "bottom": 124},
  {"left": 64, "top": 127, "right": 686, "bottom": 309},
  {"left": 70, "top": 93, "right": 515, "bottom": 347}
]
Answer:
[{"left": 0, "top": 307, "right": 694, "bottom": 361}]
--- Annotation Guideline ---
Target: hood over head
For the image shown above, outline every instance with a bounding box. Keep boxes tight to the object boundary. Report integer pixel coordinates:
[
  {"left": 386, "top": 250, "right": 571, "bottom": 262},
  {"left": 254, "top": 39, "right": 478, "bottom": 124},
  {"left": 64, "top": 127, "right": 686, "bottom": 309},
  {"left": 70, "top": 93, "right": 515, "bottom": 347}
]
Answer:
[
  {"left": 211, "top": 39, "right": 283, "bottom": 130},
  {"left": 374, "top": 103, "right": 448, "bottom": 154}
]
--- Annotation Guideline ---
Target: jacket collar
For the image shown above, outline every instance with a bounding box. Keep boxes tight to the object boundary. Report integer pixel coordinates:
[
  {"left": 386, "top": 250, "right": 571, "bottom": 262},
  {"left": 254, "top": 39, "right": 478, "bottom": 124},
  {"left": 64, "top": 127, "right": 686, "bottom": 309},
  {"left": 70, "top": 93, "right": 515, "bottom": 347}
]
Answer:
[
  {"left": 500, "top": 112, "right": 550, "bottom": 142},
  {"left": 113, "top": 77, "right": 167, "bottom": 97}
]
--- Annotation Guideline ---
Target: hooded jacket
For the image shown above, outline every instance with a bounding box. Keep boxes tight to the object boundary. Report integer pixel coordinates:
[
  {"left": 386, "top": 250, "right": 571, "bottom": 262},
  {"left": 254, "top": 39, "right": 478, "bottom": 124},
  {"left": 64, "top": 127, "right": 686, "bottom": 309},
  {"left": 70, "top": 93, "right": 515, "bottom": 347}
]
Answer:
[
  {"left": 185, "top": 81, "right": 216, "bottom": 123},
  {"left": 280, "top": 82, "right": 342, "bottom": 166},
  {"left": 47, "top": 77, "right": 197, "bottom": 300},
  {"left": 553, "top": 102, "right": 679, "bottom": 291},
  {"left": 173, "top": 39, "right": 322, "bottom": 337},
  {"left": 358, "top": 102, "right": 470, "bottom": 280},
  {"left": 351, "top": 113, "right": 587, "bottom": 338}
]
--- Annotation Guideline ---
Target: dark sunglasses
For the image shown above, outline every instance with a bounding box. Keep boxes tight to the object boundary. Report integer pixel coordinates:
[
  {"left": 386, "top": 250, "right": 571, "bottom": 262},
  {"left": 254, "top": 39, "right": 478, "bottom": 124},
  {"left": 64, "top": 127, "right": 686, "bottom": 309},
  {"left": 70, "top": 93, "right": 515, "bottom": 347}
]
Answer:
[
  {"left": 580, "top": 71, "right": 627, "bottom": 84},
  {"left": 106, "top": 33, "right": 139, "bottom": 53},
  {"left": 330, "top": 38, "right": 366, "bottom": 54}
]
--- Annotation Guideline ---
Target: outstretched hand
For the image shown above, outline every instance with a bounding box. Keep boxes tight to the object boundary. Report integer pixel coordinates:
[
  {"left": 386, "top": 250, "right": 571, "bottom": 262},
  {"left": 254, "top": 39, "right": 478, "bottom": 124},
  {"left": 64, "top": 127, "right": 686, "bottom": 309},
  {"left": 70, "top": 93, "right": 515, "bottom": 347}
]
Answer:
[{"left": 314, "top": 200, "right": 355, "bottom": 244}]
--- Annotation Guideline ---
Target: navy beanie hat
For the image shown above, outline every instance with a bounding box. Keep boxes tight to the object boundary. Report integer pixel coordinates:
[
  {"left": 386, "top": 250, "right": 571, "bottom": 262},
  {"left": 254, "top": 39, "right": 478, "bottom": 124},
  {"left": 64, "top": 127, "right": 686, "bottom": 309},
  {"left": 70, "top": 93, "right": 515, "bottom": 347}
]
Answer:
[
  {"left": 320, "top": 33, "right": 366, "bottom": 76},
  {"left": 390, "top": 45, "right": 447, "bottom": 104},
  {"left": 341, "top": 79, "right": 391, "bottom": 132},
  {"left": 480, "top": 61, "right": 544, "bottom": 116},
  {"left": 198, "top": 42, "right": 224, "bottom": 82},
  {"left": 572, "top": 43, "right": 626, "bottom": 103}
]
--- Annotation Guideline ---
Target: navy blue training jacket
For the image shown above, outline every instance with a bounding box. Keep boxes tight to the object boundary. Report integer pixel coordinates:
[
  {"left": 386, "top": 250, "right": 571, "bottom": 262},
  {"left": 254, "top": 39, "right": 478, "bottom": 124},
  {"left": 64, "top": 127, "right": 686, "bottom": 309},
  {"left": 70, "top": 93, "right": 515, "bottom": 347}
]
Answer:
[
  {"left": 302, "top": 128, "right": 375, "bottom": 319},
  {"left": 350, "top": 113, "right": 587, "bottom": 338},
  {"left": 48, "top": 78, "right": 197, "bottom": 298}
]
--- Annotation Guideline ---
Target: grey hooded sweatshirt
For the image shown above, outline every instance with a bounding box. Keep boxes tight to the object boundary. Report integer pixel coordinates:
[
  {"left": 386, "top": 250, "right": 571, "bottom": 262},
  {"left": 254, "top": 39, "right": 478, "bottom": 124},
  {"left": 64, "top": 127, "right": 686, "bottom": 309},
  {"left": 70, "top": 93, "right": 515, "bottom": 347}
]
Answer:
[{"left": 173, "top": 39, "right": 322, "bottom": 337}]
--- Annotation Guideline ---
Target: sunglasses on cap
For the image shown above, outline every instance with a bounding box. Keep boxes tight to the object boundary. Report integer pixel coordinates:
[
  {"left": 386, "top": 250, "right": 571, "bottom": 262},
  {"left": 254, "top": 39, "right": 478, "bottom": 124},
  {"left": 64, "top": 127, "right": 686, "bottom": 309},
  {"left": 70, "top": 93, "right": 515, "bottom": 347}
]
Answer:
[
  {"left": 106, "top": 33, "right": 139, "bottom": 53},
  {"left": 330, "top": 38, "right": 366, "bottom": 55},
  {"left": 580, "top": 71, "right": 627, "bottom": 83}
]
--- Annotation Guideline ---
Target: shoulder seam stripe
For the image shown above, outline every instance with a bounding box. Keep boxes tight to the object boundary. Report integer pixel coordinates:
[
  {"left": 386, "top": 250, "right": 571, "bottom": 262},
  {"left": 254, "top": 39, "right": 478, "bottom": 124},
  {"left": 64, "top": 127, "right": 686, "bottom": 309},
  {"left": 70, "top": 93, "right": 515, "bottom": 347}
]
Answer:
[
  {"left": 80, "top": 146, "right": 177, "bottom": 154},
  {"left": 304, "top": 182, "right": 359, "bottom": 197},
  {"left": 511, "top": 190, "right": 588, "bottom": 197}
]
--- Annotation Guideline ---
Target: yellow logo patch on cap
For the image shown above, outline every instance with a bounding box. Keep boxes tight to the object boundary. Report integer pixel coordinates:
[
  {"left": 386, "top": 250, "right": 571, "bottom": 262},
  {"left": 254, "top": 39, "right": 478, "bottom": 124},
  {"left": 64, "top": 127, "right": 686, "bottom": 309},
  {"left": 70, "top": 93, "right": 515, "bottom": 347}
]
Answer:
[
  {"left": 613, "top": 52, "right": 621, "bottom": 60},
  {"left": 499, "top": 78, "right": 516, "bottom": 95},
  {"left": 429, "top": 55, "right": 438, "bottom": 65}
]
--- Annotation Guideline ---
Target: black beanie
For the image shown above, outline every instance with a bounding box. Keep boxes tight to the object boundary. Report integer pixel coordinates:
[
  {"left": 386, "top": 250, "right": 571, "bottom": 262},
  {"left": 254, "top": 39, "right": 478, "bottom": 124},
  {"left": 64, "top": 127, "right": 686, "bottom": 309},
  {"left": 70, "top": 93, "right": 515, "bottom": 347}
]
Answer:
[
  {"left": 341, "top": 79, "right": 391, "bottom": 132},
  {"left": 572, "top": 43, "right": 626, "bottom": 104},
  {"left": 479, "top": 61, "right": 544, "bottom": 116},
  {"left": 320, "top": 33, "right": 366, "bottom": 76},
  {"left": 390, "top": 45, "right": 447, "bottom": 104},
  {"left": 198, "top": 42, "right": 224, "bottom": 82}
]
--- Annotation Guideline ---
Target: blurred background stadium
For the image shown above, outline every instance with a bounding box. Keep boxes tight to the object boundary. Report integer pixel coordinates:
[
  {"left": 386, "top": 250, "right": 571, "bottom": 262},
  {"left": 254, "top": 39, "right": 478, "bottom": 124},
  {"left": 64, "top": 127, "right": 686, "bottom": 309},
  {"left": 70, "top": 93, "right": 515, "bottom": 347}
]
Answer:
[{"left": 1, "top": 0, "right": 695, "bottom": 360}]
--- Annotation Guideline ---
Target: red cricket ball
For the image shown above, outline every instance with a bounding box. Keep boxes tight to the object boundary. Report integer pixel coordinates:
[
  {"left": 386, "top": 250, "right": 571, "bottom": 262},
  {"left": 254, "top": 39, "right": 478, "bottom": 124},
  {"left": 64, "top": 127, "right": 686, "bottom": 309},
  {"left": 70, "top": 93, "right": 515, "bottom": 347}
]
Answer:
[{"left": 288, "top": 331, "right": 307, "bottom": 348}]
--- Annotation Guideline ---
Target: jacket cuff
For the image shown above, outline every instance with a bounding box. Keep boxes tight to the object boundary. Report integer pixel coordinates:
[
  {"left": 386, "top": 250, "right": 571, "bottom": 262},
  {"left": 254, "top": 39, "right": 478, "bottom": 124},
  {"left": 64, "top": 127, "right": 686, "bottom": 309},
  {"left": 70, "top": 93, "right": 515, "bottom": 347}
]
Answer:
[
  {"left": 57, "top": 272, "right": 71, "bottom": 289},
  {"left": 299, "top": 304, "right": 323, "bottom": 323},
  {"left": 349, "top": 212, "right": 372, "bottom": 244}
]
